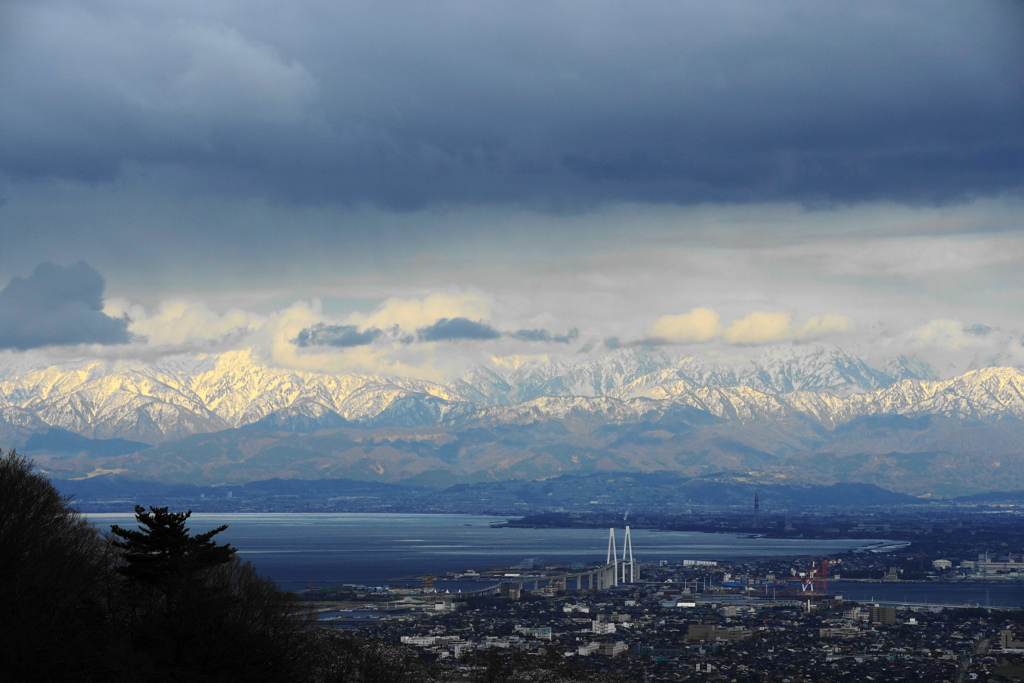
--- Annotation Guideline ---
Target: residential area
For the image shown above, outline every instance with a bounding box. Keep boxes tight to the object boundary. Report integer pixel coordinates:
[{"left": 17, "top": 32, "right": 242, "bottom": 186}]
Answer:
[{"left": 310, "top": 551, "right": 1024, "bottom": 682}]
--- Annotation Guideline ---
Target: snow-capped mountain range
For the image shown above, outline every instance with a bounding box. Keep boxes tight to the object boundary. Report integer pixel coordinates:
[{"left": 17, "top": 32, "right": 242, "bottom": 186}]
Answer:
[
  {"left": 0, "top": 344, "right": 1011, "bottom": 442},
  {"left": 4, "top": 344, "right": 1024, "bottom": 495}
]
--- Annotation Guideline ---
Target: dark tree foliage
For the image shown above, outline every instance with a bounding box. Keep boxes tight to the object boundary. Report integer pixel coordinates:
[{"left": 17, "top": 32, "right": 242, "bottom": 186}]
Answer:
[
  {"left": 110, "top": 506, "right": 235, "bottom": 612},
  {"left": 0, "top": 449, "right": 498, "bottom": 682},
  {"left": 461, "top": 648, "right": 526, "bottom": 683},
  {"left": 307, "top": 630, "right": 438, "bottom": 683},
  {"left": 0, "top": 449, "right": 120, "bottom": 682},
  {"left": 109, "top": 505, "right": 314, "bottom": 682}
]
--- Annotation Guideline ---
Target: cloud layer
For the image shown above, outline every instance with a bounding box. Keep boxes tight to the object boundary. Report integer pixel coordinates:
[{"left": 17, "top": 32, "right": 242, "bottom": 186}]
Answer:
[
  {"left": 0, "top": 3, "right": 1021, "bottom": 381},
  {"left": 646, "top": 308, "right": 852, "bottom": 346},
  {"left": 2, "top": 1, "right": 1021, "bottom": 210},
  {"left": 0, "top": 262, "right": 130, "bottom": 349},
  {"left": 0, "top": 262, "right": 1019, "bottom": 383}
]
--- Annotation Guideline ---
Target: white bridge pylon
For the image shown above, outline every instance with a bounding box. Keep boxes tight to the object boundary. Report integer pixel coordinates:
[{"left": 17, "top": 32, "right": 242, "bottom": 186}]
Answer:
[{"left": 606, "top": 526, "right": 639, "bottom": 586}]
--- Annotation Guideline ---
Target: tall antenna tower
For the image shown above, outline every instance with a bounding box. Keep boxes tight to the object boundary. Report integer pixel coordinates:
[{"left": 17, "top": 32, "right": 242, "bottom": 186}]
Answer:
[{"left": 754, "top": 493, "right": 762, "bottom": 529}]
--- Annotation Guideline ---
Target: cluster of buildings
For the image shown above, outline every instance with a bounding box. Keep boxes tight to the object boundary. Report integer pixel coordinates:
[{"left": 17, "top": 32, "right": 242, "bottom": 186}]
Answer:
[
  {"left": 953, "top": 553, "right": 1024, "bottom": 581},
  {"left": 322, "top": 555, "right": 1024, "bottom": 682},
  {"left": 303, "top": 508, "right": 1024, "bottom": 680}
]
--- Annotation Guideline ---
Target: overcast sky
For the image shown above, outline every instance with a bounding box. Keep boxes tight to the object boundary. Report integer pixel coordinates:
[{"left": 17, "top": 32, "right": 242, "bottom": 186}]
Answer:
[{"left": 0, "top": 0, "right": 1022, "bottom": 379}]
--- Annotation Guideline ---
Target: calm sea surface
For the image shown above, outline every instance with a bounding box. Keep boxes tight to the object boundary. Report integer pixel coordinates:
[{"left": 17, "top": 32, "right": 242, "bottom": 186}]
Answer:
[
  {"left": 84, "top": 513, "right": 1024, "bottom": 607},
  {"left": 87, "top": 512, "right": 889, "bottom": 588}
]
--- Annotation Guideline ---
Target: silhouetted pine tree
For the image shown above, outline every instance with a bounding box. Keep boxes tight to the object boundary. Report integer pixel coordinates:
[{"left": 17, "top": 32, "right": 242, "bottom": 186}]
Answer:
[
  {"left": 110, "top": 505, "right": 311, "bottom": 681},
  {"left": 111, "top": 506, "right": 235, "bottom": 614}
]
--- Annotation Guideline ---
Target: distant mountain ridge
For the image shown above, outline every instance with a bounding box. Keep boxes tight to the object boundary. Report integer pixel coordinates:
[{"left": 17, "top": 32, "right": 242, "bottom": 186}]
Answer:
[
  {"left": 5, "top": 345, "right": 1024, "bottom": 496},
  {"left": 55, "top": 472, "right": 922, "bottom": 513},
  {"left": 0, "top": 344, "right": 968, "bottom": 444}
]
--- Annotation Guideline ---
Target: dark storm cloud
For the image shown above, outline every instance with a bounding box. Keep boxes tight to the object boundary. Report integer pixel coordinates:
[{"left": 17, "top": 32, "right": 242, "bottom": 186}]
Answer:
[
  {"left": 1, "top": 0, "right": 1021, "bottom": 211},
  {"left": 417, "top": 318, "right": 501, "bottom": 342},
  {"left": 0, "top": 262, "right": 131, "bottom": 349},
  {"left": 292, "top": 324, "right": 382, "bottom": 348},
  {"left": 510, "top": 328, "right": 579, "bottom": 344}
]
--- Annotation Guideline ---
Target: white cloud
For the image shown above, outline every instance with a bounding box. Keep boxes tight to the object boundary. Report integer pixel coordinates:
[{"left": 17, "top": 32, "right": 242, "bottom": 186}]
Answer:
[
  {"left": 723, "top": 311, "right": 794, "bottom": 345},
  {"left": 908, "top": 319, "right": 981, "bottom": 351},
  {"left": 108, "top": 298, "right": 264, "bottom": 345},
  {"left": 100, "top": 294, "right": 496, "bottom": 381},
  {"left": 234, "top": 300, "right": 446, "bottom": 381},
  {"left": 721, "top": 311, "right": 853, "bottom": 345},
  {"left": 646, "top": 308, "right": 852, "bottom": 346},
  {"left": 797, "top": 315, "right": 853, "bottom": 339},
  {"left": 648, "top": 307, "right": 723, "bottom": 342},
  {"left": 349, "top": 292, "right": 493, "bottom": 332}
]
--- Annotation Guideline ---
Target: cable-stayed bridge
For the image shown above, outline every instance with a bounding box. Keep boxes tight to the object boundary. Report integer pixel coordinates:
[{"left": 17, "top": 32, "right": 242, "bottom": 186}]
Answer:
[{"left": 465, "top": 527, "right": 639, "bottom": 595}]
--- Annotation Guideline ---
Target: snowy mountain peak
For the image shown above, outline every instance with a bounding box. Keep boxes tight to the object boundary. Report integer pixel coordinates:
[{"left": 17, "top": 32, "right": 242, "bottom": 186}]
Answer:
[{"left": 3, "top": 347, "right": 1024, "bottom": 446}]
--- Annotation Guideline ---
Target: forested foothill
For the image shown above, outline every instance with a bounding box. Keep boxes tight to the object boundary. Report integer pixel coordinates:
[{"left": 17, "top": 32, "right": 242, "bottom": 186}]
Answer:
[
  {"left": 0, "top": 449, "right": 309, "bottom": 681},
  {"left": 0, "top": 449, "right": 448, "bottom": 682}
]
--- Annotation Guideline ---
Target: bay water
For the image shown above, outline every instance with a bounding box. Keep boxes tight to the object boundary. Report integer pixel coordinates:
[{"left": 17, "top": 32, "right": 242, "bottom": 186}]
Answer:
[
  {"left": 86, "top": 512, "right": 1024, "bottom": 606},
  {"left": 88, "top": 512, "right": 887, "bottom": 589}
]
